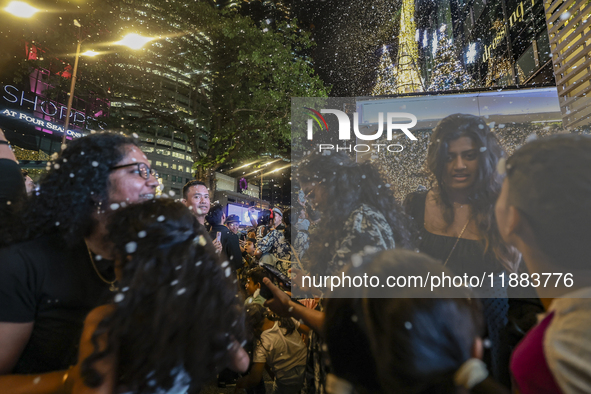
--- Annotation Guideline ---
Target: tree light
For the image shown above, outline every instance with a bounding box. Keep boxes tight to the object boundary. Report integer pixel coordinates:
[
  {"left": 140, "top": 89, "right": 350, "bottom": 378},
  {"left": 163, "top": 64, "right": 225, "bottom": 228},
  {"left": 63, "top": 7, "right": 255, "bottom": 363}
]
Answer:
[
  {"left": 466, "top": 43, "right": 477, "bottom": 64},
  {"left": 4, "top": 1, "right": 39, "bottom": 18},
  {"left": 117, "top": 33, "right": 153, "bottom": 50}
]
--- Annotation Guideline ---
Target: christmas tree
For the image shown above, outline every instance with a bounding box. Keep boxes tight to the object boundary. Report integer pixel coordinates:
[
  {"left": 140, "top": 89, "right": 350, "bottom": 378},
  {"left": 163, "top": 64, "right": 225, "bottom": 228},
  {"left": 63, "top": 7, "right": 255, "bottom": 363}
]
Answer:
[
  {"left": 393, "top": 0, "right": 424, "bottom": 93},
  {"left": 428, "top": 25, "right": 476, "bottom": 91},
  {"left": 372, "top": 45, "right": 398, "bottom": 95}
]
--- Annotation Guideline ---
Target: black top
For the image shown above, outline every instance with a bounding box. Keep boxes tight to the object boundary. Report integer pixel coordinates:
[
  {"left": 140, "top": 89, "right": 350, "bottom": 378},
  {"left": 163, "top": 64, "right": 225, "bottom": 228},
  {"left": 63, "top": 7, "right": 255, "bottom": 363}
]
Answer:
[
  {"left": 0, "top": 158, "right": 26, "bottom": 214},
  {"left": 0, "top": 233, "right": 113, "bottom": 373},
  {"left": 0, "top": 158, "right": 25, "bottom": 202},
  {"left": 404, "top": 191, "right": 506, "bottom": 277},
  {"left": 405, "top": 191, "right": 510, "bottom": 385},
  {"left": 209, "top": 224, "right": 243, "bottom": 271}
]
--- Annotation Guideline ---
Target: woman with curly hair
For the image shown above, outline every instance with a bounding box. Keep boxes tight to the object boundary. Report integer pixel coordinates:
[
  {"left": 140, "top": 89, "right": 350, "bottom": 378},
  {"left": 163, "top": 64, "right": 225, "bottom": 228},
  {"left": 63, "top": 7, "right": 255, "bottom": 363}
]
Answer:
[
  {"left": 403, "top": 114, "right": 529, "bottom": 386},
  {"left": 296, "top": 150, "right": 412, "bottom": 277},
  {"left": 69, "top": 199, "right": 248, "bottom": 394},
  {"left": 271, "top": 151, "right": 412, "bottom": 394},
  {"left": 0, "top": 133, "right": 158, "bottom": 383}
]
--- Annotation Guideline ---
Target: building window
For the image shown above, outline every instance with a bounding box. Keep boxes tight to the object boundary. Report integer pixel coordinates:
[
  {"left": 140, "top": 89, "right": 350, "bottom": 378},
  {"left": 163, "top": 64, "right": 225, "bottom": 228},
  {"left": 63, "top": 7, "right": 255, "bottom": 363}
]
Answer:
[
  {"left": 163, "top": 162, "right": 169, "bottom": 168},
  {"left": 173, "top": 142, "right": 186, "bottom": 150},
  {"left": 186, "top": 167, "right": 192, "bottom": 173},
  {"left": 155, "top": 161, "right": 162, "bottom": 166},
  {"left": 141, "top": 146, "right": 154, "bottom": 153},
  {"left": 156, "top": 149, "right": 170, "bottom": 156},
  {"left": 172, "top": 175, "right": 177, "bottom": 182},
  {"left": 172, "top": 152, "right": 185, "bottom": 160},
  {"left": 157, "top": 138, "right": 172, "bottom": 146},
  {"left": 161, "top": 174, "right": 168, "bottom": 180},
  {"left": 172, "top": 164, "right": 177, "bottom": 170},
  {"left": 178, "top": 165, "right": 184, "bottom": 172}
]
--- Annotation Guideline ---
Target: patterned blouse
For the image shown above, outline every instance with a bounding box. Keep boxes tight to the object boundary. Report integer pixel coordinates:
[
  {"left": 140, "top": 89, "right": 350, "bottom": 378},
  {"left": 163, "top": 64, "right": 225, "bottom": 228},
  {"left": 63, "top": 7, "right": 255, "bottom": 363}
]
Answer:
[
  {"left": 325, "top": 203, "right": 396, "bottom": 276},
  {"left": 258, "top": 228, "right": 292, "bottom": 274}
]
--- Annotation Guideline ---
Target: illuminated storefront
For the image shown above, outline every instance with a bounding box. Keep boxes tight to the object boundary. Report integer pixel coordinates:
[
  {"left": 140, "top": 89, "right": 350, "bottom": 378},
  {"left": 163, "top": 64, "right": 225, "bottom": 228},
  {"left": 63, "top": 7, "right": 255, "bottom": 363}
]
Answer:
[
  {"left": 415, "top": 0, "right": 554, "bottom": 89},
  {"left": 0, "top": 68, "right": 106, "bottom": 161}
]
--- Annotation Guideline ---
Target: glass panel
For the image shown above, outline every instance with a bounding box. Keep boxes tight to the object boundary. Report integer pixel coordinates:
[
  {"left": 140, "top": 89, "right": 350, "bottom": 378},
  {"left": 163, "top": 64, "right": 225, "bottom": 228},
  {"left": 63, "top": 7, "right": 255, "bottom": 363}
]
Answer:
[{"left": 517, "top": 45, "right": 536, "bottom": 83}]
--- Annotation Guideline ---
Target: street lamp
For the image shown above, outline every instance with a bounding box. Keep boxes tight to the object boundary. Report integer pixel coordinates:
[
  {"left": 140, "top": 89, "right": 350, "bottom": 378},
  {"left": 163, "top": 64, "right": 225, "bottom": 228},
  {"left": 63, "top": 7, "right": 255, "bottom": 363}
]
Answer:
[
  {"left": 4, "top": 1, "right": 38, "bottom": 18},
  {"left": 80, "top": 50, "right": 100, "bottom": 57},
  {"left": 5, "top": 1, "right": 154, "bottom": 147},
  {"left": 116, "top": 33, "right": 153, "bottom": 50},
  {"left": 61, "top": 25, "right": 154, "bottom": 147}
]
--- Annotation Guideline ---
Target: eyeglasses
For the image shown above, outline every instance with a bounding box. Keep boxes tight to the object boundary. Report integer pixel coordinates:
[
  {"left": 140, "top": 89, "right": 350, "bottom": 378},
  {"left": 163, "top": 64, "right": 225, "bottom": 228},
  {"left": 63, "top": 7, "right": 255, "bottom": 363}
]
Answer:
[{"left": 110, "top": 162, "right": 158, "bottom": 180}]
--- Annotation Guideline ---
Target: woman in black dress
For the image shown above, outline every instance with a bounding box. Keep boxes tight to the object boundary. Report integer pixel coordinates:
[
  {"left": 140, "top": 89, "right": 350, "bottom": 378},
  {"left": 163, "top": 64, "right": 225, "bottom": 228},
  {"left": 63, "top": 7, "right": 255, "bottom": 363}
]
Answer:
[{"left": 404, "top": 114, "right": 521, "bottom": 386}]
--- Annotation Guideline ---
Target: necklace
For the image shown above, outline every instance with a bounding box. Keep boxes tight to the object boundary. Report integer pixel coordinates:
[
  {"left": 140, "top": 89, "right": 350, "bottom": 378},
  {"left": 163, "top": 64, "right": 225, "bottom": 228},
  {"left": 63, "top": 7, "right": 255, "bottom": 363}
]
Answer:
[
  {"left": 443, "top": 220, "right": 470, "bottom": 267},
  {"left": 85, "top": 243, "right": 118, "bottom": 292}
]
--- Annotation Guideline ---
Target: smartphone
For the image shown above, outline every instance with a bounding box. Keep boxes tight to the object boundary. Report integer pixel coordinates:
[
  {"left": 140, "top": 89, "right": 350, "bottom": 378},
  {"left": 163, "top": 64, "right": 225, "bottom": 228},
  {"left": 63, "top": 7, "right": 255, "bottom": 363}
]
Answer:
[{"left": 216, "top": 232, "right": 221, "bottom": 243}]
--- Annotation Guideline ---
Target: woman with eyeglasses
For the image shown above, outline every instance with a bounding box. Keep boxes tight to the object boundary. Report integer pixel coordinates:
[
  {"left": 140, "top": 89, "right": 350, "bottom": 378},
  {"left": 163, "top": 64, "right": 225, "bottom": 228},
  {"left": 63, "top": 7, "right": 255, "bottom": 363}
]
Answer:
[{"left": 0, "top": 133, "right": 158, "bottom": 392}]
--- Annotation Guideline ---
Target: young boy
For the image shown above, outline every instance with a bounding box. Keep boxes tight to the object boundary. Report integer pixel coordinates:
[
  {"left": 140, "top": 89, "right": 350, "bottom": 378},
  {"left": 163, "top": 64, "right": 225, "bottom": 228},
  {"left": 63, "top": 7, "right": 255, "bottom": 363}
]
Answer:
[
  {"left": 244, "top": 267, "right": 268, "bottom": 306},
  {"left": 242, "top": 237, "right": 257, "bottom": 268}
]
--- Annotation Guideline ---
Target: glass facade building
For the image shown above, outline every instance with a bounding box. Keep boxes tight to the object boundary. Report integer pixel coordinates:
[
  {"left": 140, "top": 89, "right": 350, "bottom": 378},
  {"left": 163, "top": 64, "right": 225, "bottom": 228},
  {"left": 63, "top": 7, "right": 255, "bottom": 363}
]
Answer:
[{"left": 415, "top": 0, "right": 554, "bottom": 90}]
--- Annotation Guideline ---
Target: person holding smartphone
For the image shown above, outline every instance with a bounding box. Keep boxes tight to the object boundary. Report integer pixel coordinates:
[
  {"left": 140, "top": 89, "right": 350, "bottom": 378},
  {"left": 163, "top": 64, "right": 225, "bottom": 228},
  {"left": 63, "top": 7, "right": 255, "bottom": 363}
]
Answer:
[{"left": 206, "top": 203, "right": 243, "bottom": 271}]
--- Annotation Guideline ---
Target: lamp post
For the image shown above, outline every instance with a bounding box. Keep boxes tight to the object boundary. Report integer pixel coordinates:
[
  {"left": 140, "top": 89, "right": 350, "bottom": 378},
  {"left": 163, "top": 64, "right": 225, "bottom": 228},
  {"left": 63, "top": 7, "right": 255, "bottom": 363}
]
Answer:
[
  {"left": 5, "top": 3, "right": 155, "bottom": 148},
  {"left": 61, "top": 19, "right": 82, "bottom": 147}
]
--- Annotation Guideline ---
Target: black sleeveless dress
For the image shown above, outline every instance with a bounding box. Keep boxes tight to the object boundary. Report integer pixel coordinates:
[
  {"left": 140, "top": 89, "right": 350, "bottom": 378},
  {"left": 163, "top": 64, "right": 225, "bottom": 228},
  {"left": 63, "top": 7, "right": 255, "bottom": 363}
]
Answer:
[{"left": 404, "top": 191, "right": 511, "bottom": 386}]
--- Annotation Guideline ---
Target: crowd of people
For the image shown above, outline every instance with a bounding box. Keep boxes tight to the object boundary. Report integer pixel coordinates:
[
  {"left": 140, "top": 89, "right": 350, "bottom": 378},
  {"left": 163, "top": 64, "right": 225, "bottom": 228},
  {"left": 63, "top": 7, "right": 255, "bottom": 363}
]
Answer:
[{"left": 0, "top": 113, "right": 590, "bottom": 394}]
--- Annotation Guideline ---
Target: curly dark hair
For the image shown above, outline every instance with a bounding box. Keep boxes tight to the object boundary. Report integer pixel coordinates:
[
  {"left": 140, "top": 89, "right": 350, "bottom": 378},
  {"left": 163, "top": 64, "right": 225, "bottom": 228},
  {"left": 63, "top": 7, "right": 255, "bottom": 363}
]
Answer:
[
  {"left": 296, "top": 151, "right": 413, "bottom": 275},
  {"left": 80, "top": 199, "right": 246, "bottom": 394},
  {"left": 245, "top": 303, "right": 295, "bottom": 343},
  {"left": 16, "top": 133, "right": 136, "bottom": 245},
  {"left": 426, "top": 114, "right": 519, "bottom": 272}
]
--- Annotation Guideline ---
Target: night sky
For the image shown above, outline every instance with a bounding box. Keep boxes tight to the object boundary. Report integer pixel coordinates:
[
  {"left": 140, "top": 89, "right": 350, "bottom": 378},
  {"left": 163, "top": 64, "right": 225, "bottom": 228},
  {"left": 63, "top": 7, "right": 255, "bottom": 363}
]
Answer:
[{"left": 293, "top": 0, "right": 404, "bottom": 97}]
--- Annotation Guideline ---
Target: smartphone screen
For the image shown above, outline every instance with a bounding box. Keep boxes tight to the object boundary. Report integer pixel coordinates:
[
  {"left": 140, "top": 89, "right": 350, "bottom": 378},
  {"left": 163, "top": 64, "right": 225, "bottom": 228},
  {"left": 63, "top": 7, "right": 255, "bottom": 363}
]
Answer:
[{"left": 216, "top": 232, "right": 221, "bottom": 242}]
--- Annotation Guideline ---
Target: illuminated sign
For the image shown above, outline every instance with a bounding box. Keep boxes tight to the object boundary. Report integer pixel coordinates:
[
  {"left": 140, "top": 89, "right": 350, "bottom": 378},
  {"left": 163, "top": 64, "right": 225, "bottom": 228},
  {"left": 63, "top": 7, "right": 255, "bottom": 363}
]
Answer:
[
  {"left": 2, "top": 84, "right": 87, "bottom": 126},
  {"left": 482, "top": 0, "right": 536, "bottom": 62},
  {"left": 1, "top": 109, "right": 84, "bottom": 138}
]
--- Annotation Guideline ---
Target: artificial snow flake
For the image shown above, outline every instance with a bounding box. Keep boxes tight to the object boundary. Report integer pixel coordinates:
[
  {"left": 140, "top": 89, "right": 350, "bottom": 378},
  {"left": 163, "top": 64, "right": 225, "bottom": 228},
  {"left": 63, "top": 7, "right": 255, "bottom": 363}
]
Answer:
[{"left": 125, "top": 241, "right": 137, "bottom": 253}]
